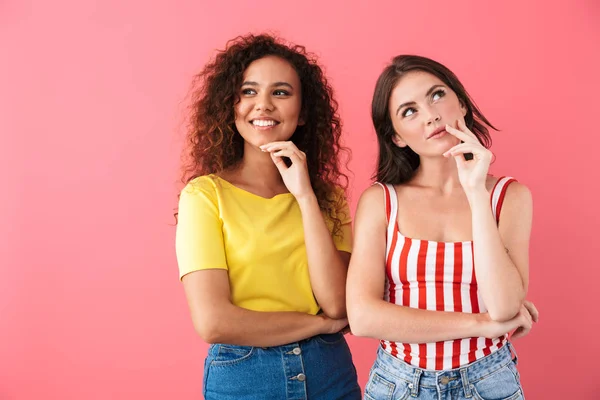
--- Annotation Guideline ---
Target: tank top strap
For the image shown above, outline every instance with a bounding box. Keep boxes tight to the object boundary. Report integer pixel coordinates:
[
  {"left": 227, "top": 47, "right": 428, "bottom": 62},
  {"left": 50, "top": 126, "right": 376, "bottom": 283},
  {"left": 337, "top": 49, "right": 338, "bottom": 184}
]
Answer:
[{"left": 490, "top": 176, "right": 517, "bottom": 224}]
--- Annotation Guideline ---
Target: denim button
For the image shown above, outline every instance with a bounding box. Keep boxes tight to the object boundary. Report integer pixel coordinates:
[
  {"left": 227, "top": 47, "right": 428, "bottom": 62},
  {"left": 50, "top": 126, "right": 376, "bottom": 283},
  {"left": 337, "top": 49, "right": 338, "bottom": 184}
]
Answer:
[
  {"left": 440, "top": 376, "right": 450, "bottom": 385},
  {"left": 296, "top": 373, "right": 306, "bottom": 382},
  {"left": 292, "top": 347, "right": 302, "bottom": 355}
]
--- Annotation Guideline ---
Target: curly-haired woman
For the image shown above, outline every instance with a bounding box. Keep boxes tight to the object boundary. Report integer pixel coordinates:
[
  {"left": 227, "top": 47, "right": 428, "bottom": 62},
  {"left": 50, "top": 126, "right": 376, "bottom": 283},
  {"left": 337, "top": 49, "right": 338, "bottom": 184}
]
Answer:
[{"left": 175, "top": 34, "right": 361, "bottom": 399}]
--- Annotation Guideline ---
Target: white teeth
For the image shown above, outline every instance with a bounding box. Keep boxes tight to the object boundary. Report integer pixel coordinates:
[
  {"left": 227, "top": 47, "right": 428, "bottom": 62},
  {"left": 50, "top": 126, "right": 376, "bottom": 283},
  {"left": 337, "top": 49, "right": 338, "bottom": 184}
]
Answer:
[{"left": 252, "top": 120, "right": 277, "bottom": 127}]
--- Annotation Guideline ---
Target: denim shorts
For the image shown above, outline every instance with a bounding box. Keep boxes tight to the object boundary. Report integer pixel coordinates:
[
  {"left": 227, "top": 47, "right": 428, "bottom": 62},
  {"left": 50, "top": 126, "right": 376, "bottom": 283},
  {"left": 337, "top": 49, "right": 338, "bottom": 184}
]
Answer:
[
  {"left": 203, "top": 332, "right": 361, "bottom": 400},
  {"left": 364, "top": 342, "right": 524, "bottom": 400}
]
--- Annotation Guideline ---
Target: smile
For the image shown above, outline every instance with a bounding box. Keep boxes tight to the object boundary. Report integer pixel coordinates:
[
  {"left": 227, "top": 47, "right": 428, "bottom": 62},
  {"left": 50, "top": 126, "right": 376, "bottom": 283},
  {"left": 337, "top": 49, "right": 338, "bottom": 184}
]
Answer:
[{"left": 251, "top": 120, "right": 279, "bottom": 127}]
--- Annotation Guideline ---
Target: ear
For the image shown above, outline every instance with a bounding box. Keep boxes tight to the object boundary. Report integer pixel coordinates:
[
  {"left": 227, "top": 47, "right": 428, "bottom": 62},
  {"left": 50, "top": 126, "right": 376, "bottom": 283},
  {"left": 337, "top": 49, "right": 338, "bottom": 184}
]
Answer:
[{"left": 392, "top": 134, "right": 408, "bottom": 148}]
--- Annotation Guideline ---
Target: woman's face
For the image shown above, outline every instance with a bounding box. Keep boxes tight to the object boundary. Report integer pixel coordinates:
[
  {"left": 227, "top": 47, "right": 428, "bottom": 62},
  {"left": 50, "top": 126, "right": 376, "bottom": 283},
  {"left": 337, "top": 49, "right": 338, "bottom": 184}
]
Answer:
[
  {"left": 388, "top": 70, "right": 467, "bottom": 157},
  {"left": 234, "top": 55, "right": 304, "bottom": 149}
]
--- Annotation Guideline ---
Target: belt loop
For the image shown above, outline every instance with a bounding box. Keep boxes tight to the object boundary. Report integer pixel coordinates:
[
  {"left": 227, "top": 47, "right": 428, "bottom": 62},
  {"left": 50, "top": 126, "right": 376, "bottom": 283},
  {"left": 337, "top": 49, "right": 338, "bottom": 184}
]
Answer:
[
  {"left": 507, "top": 341, "right": 518, "bottom": 365},
  {"left": 460, "top": 368, "right": 472, "bottom": 398},
  {"left": 409, "top": 368, "right": 422, "bottom": 397}
]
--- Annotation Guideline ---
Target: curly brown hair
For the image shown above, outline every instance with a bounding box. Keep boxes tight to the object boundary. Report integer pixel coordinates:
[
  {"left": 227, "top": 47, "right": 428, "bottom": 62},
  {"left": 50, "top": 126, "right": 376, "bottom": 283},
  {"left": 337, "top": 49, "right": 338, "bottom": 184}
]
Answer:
[{"left": 179, "top": 33, "right": 349, "bottom": 234}]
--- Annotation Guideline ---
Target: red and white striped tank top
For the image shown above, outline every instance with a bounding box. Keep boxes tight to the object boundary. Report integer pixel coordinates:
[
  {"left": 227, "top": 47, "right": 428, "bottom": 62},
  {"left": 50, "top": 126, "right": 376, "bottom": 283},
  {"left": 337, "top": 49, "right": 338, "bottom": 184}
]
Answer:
[{"left": 377, "top": 176, "right": 517, "bottom": 370}]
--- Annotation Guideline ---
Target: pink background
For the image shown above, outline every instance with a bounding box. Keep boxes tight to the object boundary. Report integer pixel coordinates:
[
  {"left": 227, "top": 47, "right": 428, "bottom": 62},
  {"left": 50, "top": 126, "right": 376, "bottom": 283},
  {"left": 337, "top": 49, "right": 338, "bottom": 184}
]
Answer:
[{"left": 2, "top": 0, "right": 599, "bottom": 398}]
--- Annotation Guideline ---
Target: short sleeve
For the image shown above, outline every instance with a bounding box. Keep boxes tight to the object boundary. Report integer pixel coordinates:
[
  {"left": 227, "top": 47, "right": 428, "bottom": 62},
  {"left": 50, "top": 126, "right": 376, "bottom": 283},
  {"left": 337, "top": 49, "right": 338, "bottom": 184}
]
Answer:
[{"left": 175, "top": 177, "right": 228, "bottom": 280}]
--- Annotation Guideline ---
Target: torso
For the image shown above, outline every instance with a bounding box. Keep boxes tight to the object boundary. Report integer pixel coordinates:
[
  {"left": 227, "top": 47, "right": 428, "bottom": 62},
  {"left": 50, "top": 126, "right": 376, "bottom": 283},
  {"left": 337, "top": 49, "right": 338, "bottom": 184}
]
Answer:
[{"left": 393, "top": 176, "right": 500, "bottom": 243}]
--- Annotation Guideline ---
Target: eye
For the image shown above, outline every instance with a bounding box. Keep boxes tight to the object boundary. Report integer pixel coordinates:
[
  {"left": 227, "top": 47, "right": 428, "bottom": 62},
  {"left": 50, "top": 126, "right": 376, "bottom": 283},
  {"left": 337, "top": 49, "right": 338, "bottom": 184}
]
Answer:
[
  {"left": 402, "top": 107, "right": 416, "bottom": 118},
  {"left": 432, "top": 89, "right": 446, "bottom": 101},
  {"left": 241, "top": 88, "right": 256, "bottom": 95},
  {"left": 273, "top": 89, "right": 290, "bottom": 96}
]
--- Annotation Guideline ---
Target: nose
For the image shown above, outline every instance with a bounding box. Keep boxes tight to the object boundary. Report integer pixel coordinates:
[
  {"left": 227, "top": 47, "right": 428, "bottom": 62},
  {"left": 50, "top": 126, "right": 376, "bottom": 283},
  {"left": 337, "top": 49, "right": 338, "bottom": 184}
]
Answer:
[
  {"left": 255, "top": 92, "right": 274, "bottom": 112},
  {"left": 424, "top": 105, "right": 441, "bottom": 125}
]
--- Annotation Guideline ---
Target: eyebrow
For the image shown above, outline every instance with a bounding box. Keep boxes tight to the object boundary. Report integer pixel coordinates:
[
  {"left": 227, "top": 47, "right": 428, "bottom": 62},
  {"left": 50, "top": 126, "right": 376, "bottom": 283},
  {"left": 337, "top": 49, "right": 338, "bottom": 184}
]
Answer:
[
  {"left": 395, "top": 84, "right": 446, "bottom": 116},
  {"left": 241, "top": 81, "right": 294, "bottom": 89}
]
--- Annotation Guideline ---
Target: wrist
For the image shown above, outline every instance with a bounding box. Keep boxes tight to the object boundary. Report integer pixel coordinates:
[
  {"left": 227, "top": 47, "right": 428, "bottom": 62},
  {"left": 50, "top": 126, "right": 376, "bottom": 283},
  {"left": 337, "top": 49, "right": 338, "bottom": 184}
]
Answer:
[
  {"left": 295, "top": 192, "right": 318, "bottom": 209},
  {"left": 315, "top": 314, "right": 330, "bottom": 334},
  {"left": 473, "top": 313, "right": 492, "bottom": 337},
  {"left": 466, "top": 187, "right": 490, "bottom": 207}
]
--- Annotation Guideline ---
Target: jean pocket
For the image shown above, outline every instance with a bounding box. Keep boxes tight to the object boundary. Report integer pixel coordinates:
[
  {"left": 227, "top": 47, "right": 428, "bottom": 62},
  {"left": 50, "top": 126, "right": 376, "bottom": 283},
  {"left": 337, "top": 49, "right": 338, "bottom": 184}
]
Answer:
[
  {"left": 315, "top": 332, "right": 345, "bottom": 345},
  {"left": 364, "top": 369, "right": 410, "bottom": 400},
  {"left": 471, "top": 364, "right": 524, "bottom": 400},
  {"left": 210, "top": 345, "right": 255, "bottom": 366}
]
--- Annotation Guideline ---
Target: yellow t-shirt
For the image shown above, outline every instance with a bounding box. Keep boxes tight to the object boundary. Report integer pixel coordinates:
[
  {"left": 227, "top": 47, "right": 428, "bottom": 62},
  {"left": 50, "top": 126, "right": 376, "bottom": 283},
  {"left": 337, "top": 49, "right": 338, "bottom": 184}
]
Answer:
[{"left": 176, "top": 174, "right": 352, "bottom": 315}]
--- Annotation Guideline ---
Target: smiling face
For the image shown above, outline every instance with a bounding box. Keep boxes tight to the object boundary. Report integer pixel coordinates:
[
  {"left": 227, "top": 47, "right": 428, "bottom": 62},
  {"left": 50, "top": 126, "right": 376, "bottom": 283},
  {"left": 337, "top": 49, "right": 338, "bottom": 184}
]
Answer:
[
  {"left": 234, "top": 55, "right": 304, "bottom": 149},
  {"left": 388, "top": 70, "right": 467, "bottom": 157}
]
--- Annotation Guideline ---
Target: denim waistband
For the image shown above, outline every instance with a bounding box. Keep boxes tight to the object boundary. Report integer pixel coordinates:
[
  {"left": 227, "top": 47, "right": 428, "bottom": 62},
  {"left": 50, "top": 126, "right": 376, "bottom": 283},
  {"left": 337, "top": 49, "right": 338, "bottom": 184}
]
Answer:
[
  {"left": 208, "top": 332, "right": 345, "bottom": 356},
  {"left": 374, "top": 342, "right": 517, "bottom": 393}
]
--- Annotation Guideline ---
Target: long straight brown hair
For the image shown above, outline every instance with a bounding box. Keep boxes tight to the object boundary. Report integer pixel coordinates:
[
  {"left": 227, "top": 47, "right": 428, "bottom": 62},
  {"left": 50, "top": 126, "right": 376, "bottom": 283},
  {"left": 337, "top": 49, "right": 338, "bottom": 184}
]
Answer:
[{"left": 371, "top": 55, "right": 497, "bottom": 185}]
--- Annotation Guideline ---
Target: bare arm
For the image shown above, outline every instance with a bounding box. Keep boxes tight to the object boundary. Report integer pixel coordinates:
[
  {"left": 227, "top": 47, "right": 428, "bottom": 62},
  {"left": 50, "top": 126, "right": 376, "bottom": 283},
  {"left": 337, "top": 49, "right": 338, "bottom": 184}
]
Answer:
[
  {"left": 443, "top": 122, "right": 532, "bottom": 322},
  {"left": 297, "top": 194, "right": 351, "bottom": 319},
  {"left": 261, "top": 141, "right": 351, "bottom": 319},
  {"left": 346, "top": 185, "right": 526, "bottom": 343},
  {"left": 182, "top": 269, "right": 346, "bottom": 346},
  {"left": 468, "top": 182, "right": 532, "bottom": 321},
  {"left": 175, "top": 178, "right": 346, "bottom": 347}
]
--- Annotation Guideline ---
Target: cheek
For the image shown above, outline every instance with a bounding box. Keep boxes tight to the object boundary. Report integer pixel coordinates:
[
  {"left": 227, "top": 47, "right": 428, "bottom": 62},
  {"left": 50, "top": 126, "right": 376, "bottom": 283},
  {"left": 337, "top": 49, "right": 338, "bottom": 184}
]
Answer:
[
  {"left": 395, "top": 117, "right": 417, "bottom": 134},
  {"left": 234, "top": 100, "right": 251, "bottom": 119},
  {"left": 282, "top": 101, "right": 302, "bottom": 122},
  {"left": 438, "top": 100, "right": 463, "bottom": 118},
  {"left": 392, "top": 120, "right": 418, "bottom": 142},
  {"left": 289, "top": 99, "right": 302, "bottom": 118}
]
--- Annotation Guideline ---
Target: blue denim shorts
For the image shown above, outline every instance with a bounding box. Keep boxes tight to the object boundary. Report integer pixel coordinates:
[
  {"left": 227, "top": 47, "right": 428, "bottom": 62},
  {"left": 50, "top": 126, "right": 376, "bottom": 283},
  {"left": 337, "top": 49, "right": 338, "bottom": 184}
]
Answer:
[
  {"left": 203, "top": 332, "right": 361, "bottom": 400},
  {"left": 365, "top": 342, "right": 524, "bottom": 400}
]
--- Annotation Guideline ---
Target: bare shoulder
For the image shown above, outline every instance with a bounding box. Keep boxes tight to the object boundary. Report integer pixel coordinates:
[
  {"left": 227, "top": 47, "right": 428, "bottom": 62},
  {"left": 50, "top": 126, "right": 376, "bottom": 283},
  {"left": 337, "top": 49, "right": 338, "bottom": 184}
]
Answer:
[
  {"left": 354, "top": 184, "right": 388, "bottom": 223},
  {"left": 359, "top": 183, "right": 386, "bottom": 205},
  {"left": 503, "top": 180, "right": 532, "bottom": 208},
  {"left": 496, "top": 179, "right": 533, "bottom": 227}
]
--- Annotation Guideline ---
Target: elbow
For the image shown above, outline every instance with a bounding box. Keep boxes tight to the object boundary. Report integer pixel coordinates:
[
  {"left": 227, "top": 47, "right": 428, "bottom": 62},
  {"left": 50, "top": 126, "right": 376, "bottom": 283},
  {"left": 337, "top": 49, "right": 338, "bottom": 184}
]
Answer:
[
  {"left": 486, "top": 286, "right": 527, "bottom": 322},
  {"left": 194, "top": 323, "right": 219, "bottom": 344},
  {"left": 320, "top": 302, "right": 347, "bottom": 320},
  {"left": 487, "top": 301, "right": 523, "bottom": 322},
  {"left": 193, "top": 314, "right": 224, "bottom": 344},
  {"left": 347, "top": 301, "right": 374, "bottom": 337},
  {"left": 319, "top": 291, "right": 348, "bottom": 320},
  {"left": 488, "top": 310, "right": 518, "bottom": 323}
]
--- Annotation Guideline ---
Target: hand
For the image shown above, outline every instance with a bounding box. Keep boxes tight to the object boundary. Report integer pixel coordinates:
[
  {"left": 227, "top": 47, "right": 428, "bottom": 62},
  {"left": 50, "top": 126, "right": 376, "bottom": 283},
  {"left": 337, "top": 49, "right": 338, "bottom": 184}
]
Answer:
[
  {"left": 511, "top": 300, "right": 539, "bottom": 340},
  {"left": 479, "top": 301, "right": 538, "bottom": 339},
  {"left": 260, "top": 141, "right": 314, "bottom": 200},
  {"left": 318, "top": 314, "right": 349, "bottom": 335},
  {"left": 442, "top": 119, "right": 492, "bottom": 193}
]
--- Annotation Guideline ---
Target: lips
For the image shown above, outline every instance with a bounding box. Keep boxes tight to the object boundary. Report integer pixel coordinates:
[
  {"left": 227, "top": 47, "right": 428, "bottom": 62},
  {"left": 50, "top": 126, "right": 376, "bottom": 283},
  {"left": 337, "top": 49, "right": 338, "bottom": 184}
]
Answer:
[{"left": 427, "top": 126, "right": 447, "bottom": 139}]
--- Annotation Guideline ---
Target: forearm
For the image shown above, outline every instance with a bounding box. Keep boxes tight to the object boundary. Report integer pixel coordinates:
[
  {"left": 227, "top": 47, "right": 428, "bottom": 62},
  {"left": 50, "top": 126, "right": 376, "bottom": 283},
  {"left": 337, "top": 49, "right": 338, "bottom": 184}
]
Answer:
[
  {"left": 469, "top": 190, "right": 525, "bottom": 320},
  {"left": 349, "top": 299, "right": 485, "bottom": 343},
  {"left": 297, "top": 194, "right": 348, "bottom": 318},
  {"left": 196, "top": 304, "right": 327, "bottom": 347}
]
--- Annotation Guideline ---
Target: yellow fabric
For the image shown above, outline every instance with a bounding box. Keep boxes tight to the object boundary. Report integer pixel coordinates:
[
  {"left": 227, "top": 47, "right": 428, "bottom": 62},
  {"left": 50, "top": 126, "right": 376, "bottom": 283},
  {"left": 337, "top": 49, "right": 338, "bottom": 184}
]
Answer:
[{"left": 175, "top": 174, "right": 352, "bottom": 314}]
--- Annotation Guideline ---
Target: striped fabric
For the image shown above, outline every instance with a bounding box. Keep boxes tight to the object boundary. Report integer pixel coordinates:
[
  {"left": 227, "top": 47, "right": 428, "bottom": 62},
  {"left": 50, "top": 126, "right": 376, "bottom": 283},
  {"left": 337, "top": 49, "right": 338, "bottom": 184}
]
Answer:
[{"left": 377, "top": 176, "right": 517, "bottom": 370}]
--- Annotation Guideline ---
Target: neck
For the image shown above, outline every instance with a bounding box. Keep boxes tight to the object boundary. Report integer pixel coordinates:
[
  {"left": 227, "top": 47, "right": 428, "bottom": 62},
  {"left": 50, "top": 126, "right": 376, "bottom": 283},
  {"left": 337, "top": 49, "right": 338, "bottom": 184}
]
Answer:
[
  {"left": 412, "top": 155, "right": 462, "bottom": 194},
  {"left": 236, "top": 142, "right": 285, "bottom": 188}
]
